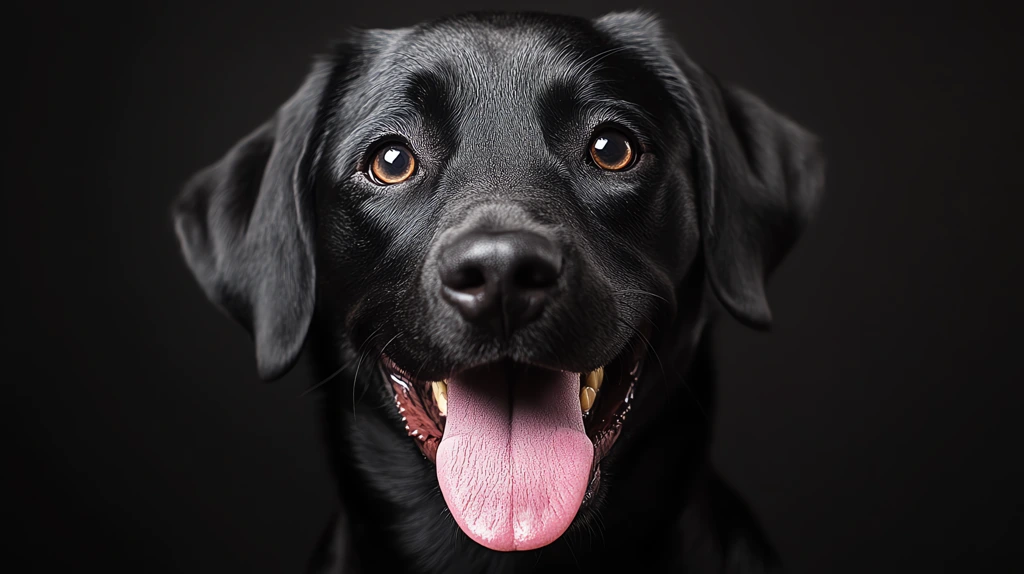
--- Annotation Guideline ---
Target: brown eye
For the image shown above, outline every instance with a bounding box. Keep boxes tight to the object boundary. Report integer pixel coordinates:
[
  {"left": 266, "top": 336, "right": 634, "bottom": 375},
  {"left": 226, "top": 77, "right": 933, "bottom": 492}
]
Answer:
[
  {"left": 369, "top": 143, "right": 416, "bottom": 184},
  {"left": 589, "top": 130, "right": 635, "bottom": 171}
]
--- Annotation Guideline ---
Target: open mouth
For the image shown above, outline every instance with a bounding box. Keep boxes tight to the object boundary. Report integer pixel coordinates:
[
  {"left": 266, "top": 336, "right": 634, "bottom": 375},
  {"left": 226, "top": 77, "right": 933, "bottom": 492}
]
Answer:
[{"left": 379, "top": 337, "right": 646, "bottom": 552}]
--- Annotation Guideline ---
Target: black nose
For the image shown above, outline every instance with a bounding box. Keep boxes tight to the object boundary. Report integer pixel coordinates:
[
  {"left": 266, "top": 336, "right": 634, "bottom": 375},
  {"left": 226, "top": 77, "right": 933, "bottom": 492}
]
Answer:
[{"left": 438, "top": 230, "right": 562, "bottom": 335}]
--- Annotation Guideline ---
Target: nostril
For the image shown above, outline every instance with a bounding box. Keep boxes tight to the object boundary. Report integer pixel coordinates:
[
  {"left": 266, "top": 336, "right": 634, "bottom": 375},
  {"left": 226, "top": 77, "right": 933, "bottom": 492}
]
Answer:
[
  {"left": 512, "top": 257, "right": 560, "bottom": 290},
  {"left": 445, "top": 266, "right": 487, "bottom": 295}
]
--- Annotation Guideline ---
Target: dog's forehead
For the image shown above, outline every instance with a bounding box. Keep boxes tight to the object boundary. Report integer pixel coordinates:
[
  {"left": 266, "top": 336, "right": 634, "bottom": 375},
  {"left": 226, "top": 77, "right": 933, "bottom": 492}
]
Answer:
[
  {"left": 340, "top": 17, "right": 621, "bottom": 126},
  {"left": 399, "top": 16, "right": 603, "bottom": 83}
]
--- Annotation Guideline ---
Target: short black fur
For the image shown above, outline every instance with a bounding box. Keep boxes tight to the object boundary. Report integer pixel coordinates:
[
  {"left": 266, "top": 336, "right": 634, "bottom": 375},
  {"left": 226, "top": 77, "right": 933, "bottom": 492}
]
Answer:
[{"left": 173, "top": 10, "right": 824, "bottom": 573}]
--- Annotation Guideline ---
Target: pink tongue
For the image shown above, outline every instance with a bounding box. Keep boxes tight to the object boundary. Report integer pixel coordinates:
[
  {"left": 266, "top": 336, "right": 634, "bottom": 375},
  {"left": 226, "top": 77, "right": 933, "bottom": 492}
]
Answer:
[{"left": 436, "top": 366, "right": 593, "bottom": 551}]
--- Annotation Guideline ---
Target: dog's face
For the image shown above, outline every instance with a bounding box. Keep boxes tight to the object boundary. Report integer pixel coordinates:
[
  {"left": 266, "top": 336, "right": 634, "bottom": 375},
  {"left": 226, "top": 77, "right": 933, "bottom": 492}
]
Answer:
[{"left": 174, "top": 11, "right": 823, "bottom": 554}]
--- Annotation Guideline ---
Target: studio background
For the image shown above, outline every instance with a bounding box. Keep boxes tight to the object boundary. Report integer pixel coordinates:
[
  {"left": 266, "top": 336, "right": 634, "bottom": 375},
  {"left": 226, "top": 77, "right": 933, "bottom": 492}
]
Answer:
[{"left": 8, "top": 0, "right": 1022, "bottom": 572}]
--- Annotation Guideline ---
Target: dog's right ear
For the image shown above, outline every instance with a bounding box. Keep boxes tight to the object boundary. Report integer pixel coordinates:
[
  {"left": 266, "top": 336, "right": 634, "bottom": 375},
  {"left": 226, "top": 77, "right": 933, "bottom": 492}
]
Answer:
[
  {"left": 595, "top": 11, "right": 825, "bottom": 329},
  {"left": 172, "top": 60, "right": 331, "bottom": 380}
]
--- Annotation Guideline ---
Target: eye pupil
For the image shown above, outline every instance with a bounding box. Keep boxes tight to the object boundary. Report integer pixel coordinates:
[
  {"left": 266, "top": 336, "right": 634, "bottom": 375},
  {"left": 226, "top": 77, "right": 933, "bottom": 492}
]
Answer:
[
  {"left": 590, "top": 130, "right": 634, "bottom": 171},
  {"left": 370, "top": 143, "right": 416, "bottom": 184}
]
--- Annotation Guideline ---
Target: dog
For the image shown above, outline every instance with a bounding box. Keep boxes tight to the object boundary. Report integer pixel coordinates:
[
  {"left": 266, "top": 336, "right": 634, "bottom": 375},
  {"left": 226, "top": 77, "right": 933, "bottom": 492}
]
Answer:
[{"left": 173, "top": 10, "right": 824, "bottom": 573}]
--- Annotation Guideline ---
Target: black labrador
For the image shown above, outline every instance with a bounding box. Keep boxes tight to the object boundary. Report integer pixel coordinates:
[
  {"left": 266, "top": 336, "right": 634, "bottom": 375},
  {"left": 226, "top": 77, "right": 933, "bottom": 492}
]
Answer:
[{"left": 173, "top": 10, "right": 824, "bottom": 573}]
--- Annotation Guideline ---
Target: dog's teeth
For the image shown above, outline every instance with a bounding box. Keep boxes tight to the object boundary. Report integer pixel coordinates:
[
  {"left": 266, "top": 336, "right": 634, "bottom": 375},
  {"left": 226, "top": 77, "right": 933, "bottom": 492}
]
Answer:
[
  {"left": 580, "top": 386, "right": 596, "bottom": 412},
  {"left": 432, "top": 381, "right": 448, "bottom": 417},
  {"left": 585, "top": 367, "right": 604, "bottom": 391}
]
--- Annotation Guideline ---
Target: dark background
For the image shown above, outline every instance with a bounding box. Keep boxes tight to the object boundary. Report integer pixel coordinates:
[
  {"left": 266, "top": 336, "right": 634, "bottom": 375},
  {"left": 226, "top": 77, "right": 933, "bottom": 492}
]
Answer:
[{"left": 8, "top": 0, "right": 1022, "bottom": 571}]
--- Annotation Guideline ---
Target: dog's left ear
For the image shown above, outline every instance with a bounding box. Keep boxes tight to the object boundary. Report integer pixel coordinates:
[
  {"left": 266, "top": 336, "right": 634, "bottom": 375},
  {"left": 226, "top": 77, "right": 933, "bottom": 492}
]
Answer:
[
  {"left": 172, "top": 61, "right": 330, "bottom": 380},
  {"left": 596, "top": 12, "right": 826, "bottom": 329},
  {"left": 688, "top": 75, "right": 826, "bottom": 329}
]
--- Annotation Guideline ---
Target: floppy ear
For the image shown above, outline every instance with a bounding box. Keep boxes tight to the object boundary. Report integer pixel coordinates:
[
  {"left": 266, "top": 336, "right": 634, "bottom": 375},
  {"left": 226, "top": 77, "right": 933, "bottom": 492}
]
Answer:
[
  {"left": 687, "top": 72, "right": 826, "bottom": 328},
  {"left": 173, "top": 60, "right": 330, "bottom": 379},
  {"left": 595, "top": 11, "right": 825, "bottom": 329}
]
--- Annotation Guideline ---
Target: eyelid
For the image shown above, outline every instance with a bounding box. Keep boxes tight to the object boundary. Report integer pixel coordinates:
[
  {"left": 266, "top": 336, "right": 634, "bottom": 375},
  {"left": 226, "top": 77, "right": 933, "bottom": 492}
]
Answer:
[
  {"left": 588, "top": 108, "right": 652, "bottom": 141},
  {"left": 361, "top": 135, "right": 415, "bottom": 164}
]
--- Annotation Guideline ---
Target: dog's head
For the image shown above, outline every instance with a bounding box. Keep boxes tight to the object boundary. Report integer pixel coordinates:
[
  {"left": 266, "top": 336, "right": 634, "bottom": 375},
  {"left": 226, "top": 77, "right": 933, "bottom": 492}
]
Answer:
[{"left": 174, "top": 11, "right": 823, "bottom": 553}]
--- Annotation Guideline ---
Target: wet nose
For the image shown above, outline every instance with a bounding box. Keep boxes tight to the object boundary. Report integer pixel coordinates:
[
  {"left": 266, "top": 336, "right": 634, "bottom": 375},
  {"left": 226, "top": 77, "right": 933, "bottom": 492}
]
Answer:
[{"left": 438, "top": 230, "right": 562, "bottom": 336}]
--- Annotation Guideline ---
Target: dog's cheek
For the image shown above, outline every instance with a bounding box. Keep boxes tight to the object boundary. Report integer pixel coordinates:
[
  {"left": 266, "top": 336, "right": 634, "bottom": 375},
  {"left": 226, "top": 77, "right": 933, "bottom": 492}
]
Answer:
[
  {"left": 660, "top": 180, "right": 701, "bottom": 285},
  {"left": 325, "top": 184, "right": 458, "bottom": 372},
  {"left": 313, "top": 190, "right": 391, "bottom": 340}
]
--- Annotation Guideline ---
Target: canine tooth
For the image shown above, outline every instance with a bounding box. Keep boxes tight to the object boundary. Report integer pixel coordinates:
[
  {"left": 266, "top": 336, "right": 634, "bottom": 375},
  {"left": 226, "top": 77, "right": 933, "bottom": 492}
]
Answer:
[
  {"left": 585, "top": 367, "right": 604, "bottom": 391},
  {"left": 432, "top": 381, "right": 448, "bottom": 417},
  {"left": 580, "top": 386, "right": 596, "bottom": 412}
]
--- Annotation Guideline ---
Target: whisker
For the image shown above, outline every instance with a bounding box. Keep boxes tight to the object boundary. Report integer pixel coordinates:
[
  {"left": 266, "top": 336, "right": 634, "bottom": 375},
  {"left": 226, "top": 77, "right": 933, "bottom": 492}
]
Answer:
[
  {"left": 356, "top": 332, "right": 401, "bottom": 409},
  {"left": 615, "top": 299, "right": 660, "bottom": 333},
  {"left": 351, "top": 326, "right": 385, "bottom": 418},
  {"left": 594, "top": 508, "right": 608, "bottom": 547},
  {"left": 618, "top": 317, "right": 665, "bottom": 381},
  {"left": 299, "top": 361, "right": 349, "bottom": 398},
  {"left": 532, "top": 546, "right": 545, "bottom": 570},
  {"left": 613, "top": 289, "right": 669, "bottom": 304},
  {"left": 300, "top": 326, "right": 385, "bottom": 398},
  {"left": 620, "top": 316, "right": 709, "bottom": 421},
  {"left": 352, "top": 350, "right": 371, "bottom": 419},
  {"left": 413, "top": 357, "right": 431, "bottom": 384},
  {"left": 562, "top": 536, "right": 582, "bottom": 572},
  {"left": 622, "top": 317, "right": 709, "bottom": 422}
]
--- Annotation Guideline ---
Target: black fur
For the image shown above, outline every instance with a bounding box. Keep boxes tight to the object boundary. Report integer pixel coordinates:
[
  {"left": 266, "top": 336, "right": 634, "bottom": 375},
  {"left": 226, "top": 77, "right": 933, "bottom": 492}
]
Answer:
[{"left": 173, "top": 10, "right": 824, "bottom": 573}]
